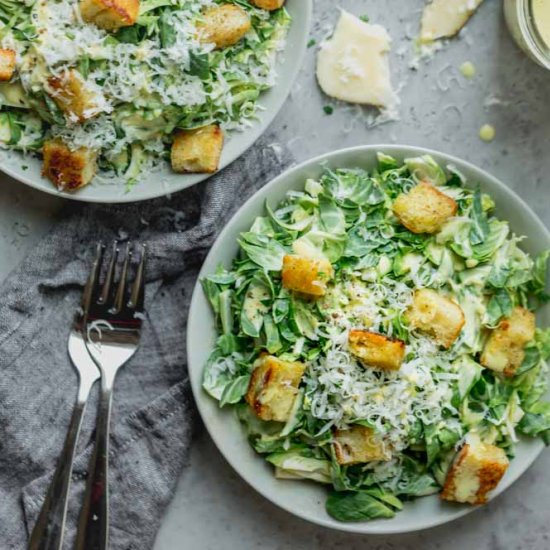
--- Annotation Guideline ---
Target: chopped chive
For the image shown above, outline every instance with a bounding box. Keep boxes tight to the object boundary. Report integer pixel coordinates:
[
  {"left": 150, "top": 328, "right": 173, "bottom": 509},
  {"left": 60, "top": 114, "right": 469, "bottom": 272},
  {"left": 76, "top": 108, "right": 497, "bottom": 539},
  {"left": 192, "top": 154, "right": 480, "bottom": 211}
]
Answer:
[
  {"left": 360, "top": 15, "right": 370, "bottom": 22},
  {"left": 323, "top": 105, "right": 334, "bottom": 115},
  {"left": 307, "top": 38, "right": 316, "bottom": 48}
]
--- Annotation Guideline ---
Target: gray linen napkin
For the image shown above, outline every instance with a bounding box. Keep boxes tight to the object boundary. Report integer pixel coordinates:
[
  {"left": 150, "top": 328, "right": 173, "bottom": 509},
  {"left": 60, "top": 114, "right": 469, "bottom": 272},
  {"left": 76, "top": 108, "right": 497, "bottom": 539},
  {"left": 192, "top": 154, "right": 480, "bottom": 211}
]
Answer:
[{"left": 0, "top": 133, "right": 293, "bottom": 550}]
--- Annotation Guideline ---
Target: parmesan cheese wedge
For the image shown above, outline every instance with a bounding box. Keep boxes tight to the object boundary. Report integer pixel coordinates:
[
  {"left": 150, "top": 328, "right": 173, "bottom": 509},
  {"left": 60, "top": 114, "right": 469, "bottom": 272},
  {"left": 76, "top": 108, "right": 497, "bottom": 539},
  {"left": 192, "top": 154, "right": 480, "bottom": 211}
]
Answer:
[
  {"left": 420, "top": 0, "right": 484, "bottom": 43},
  {"left": 316, "top": 10, "right": 397, "bottom": 109}
]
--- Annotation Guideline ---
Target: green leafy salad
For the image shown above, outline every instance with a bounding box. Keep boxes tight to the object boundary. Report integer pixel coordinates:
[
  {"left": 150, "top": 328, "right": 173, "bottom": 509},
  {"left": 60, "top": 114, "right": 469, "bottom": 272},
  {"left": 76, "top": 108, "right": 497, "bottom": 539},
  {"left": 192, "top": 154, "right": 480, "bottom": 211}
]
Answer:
[
  {"left": 202, "top": 153, "right": 550, "bottom": 522},
  {"left": 0, "top": 0, "right": 289, "bottom": 185}
]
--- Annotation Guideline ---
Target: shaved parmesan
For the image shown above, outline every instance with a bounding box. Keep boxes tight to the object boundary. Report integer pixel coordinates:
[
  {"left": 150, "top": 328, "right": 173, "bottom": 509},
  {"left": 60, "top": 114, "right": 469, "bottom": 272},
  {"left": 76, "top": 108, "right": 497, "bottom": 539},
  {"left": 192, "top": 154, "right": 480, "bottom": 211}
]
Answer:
[
  {"left": 316, "top": 11, "right": 398, "bottom": 110},
  {"left": 420, "top": 0, "right": 484, "bottom": 43}
]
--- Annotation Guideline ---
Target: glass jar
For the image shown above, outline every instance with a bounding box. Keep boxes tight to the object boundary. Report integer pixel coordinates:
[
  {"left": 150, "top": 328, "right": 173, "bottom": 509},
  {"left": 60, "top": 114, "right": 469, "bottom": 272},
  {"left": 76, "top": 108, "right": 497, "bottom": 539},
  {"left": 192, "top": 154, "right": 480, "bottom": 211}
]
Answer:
[{"left": 504, "top": 0, "right": 550, "bottom": 70}]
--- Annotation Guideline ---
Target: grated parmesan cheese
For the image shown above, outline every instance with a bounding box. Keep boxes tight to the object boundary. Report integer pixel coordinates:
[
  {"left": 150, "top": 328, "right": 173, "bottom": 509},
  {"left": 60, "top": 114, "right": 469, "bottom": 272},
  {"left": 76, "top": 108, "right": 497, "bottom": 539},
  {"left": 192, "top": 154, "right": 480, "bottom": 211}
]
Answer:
[{"left": 307, "top": 275, "right": 462, "bottom": 452}]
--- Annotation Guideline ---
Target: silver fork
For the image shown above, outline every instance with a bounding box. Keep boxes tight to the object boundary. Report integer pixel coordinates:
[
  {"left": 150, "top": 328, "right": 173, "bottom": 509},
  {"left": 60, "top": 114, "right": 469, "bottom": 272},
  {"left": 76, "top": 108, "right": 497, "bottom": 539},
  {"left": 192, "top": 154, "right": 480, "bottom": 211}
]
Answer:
[
  {"left": 29, "top": 244, "right": 103, "bottom": 550},
  {"left": 75, "top": 242, "right": 146, "bottom": 550}
]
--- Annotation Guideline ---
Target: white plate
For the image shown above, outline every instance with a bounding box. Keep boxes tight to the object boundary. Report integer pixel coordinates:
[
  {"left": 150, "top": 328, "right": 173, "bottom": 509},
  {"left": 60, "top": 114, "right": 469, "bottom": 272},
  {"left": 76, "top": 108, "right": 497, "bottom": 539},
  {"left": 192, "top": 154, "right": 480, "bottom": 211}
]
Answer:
[
  {"left": 0, "top": 0, "right": 312, "bottom": 204},
  {"left": 187, "top": 145, "right": 550, "bottom": 534}
]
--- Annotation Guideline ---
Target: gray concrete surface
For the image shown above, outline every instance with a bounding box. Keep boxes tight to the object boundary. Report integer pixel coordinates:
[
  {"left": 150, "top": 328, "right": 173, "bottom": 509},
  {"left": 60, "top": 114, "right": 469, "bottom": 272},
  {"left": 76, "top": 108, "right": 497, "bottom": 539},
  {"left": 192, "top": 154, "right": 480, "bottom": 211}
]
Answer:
[{"left": 1, "top": 1, "right": 549, "bottom": 549}]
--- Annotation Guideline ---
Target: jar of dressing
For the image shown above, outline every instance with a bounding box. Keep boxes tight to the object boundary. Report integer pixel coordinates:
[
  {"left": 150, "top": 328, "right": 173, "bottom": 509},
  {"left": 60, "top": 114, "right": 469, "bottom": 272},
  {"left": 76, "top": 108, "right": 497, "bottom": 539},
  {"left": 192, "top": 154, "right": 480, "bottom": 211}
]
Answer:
[{"left": 504, "top": 0, "right": 550, "bottom": 69}]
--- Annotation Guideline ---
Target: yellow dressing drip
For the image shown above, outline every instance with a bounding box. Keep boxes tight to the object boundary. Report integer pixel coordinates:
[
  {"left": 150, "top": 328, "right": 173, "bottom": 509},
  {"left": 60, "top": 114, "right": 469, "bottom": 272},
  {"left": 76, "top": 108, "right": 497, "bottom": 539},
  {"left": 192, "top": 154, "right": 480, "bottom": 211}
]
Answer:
[
  {"left": 460, "top": 61, "right": 476, "bottom": 78},
  {"left": 479, "top": 124, "right": 496, "bottom": 142}
]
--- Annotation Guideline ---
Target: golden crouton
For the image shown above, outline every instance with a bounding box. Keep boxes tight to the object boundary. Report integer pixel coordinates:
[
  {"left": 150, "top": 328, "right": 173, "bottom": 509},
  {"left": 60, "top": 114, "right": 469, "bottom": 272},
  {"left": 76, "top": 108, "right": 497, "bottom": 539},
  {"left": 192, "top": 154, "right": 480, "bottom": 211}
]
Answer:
[
  {"left": 393, "top": 182, "right": 457, "bottom": 234},
  {"left": 80, "top": 0, "right": 140, "bottom": 30},
  {"left": 47, "top": 71, "right": 98, "bottom": 123},
  {"left": 171, "top": 125, "right": 224, "bottom": 174},
  {"left": 480, "top": 307, "right": 535, "bottom": 377},
  {"left": 441, "top": 434, "right": 509, "bottom": 505},
  {"left": 407, "top": 288, "right": 465, "bottom": 348},
  {"left": 251, "top": 0, "right": 285, "bottom": 9},
  {"left": 245, "top": 355, "right": 305, "bottom": 422},
  {"left": 333, "top": 425, "right": 390, "bottom": 465},
  {"left": 281, "top": 255, "right": 334, "bottom": 298},
  {"left": 198, "top": 4, "right": 251, "bottom": 49},
  {"left": 348, "top": 329, "right": 405, "bottom": 371},
  {"left": 0, "top": 49, "right": 16, "bottom": 81},
  {"left": 42, "top": 139, "right": 97, "bottom": 191}
]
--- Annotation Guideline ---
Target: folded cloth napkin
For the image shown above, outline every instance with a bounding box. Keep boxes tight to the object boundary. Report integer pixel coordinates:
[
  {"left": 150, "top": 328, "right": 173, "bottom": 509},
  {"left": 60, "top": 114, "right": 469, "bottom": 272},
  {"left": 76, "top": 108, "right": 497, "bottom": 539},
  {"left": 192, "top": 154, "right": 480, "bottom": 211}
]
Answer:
[{"left": 0, "top": 133, "right": 293, "bottom": 550}]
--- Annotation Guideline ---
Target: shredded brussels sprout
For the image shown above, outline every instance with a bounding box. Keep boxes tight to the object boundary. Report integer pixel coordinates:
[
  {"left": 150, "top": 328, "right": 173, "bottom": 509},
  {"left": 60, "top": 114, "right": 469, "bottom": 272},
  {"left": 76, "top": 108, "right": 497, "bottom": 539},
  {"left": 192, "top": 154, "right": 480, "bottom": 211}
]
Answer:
[
  {"left": 0, "top": 0, "right": 290, "bottom": 184},
  {"left": 202, "top": 153, "right": 550, "bottom": 522}
]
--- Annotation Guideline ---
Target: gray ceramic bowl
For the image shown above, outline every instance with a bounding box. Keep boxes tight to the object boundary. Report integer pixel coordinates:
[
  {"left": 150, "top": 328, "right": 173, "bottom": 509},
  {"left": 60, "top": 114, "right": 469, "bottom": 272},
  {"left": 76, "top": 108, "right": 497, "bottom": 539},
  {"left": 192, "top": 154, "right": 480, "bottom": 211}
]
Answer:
[
  {"left": 0, "top": 0, "right": 312, "bottom": 203},
  {"left": 187, "top": 145, "right": 549, "bottom": 534}
]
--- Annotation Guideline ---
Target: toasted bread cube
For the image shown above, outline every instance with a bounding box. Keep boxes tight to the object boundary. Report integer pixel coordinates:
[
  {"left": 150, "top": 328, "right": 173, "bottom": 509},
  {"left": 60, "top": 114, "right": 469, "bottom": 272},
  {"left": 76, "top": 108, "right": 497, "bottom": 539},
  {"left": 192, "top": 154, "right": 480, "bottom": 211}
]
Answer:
[
  {"left": 441, "top": 434, "right": 509, "bottom": 505},
  {"left": 282, "top": 255, "right": 334, "bottom": 298},
  {"left": 251, "top": 0, "right": 285, "bottom": 9},
  {"left": 198, "top": 4, "right": 251, "bottom": 49},
  {"left": 407, "top": 288, "right": 465, "bottom": 348},
  {"left": 333, "top": 425, "right": 390, "bottom": 465},
  {"left": 0, "top": 49, "right": 16, "bottom": 81},
  {"left": 480, "top": 307, "right": 535, "bottom": 377},
  {"left": 47, "top": 71, "right": 98, "bottom": 122},
  {"left": 393, "top": 182, "right": 457, "bottom": 234},
  {"left": 348, "top": 329, "right": 405, "bottom": 371},
  {"left": 171, "top": 125, "right": 224, "bottom": 174},
  {"left": 80, "top": 0, "right": 140, "bottom": 30},
  {"left": 42, "top": 139, "right": 97, "bottom": 191},
  {"left": 245, "top": 356, "right": 305, "bottom": 422}
]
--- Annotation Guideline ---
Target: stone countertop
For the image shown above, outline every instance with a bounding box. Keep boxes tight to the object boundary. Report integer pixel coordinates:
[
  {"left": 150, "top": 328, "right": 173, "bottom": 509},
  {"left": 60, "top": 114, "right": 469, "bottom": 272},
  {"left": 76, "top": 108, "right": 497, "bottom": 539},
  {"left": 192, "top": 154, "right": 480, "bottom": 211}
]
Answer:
[{"left": 1, "top": 1, "right": 549, "bottom": 548}]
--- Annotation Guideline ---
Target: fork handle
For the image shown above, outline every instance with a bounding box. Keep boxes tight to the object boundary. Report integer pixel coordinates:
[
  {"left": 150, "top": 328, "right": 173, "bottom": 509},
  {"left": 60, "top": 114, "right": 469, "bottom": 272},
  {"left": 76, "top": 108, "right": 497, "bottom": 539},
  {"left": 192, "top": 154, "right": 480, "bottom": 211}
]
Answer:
[
  {"left": 28, "top": 396, "right": 88, "bottom": 550},
  {"left": 75, "top": 374, "right": 114, "bottom": 550}
]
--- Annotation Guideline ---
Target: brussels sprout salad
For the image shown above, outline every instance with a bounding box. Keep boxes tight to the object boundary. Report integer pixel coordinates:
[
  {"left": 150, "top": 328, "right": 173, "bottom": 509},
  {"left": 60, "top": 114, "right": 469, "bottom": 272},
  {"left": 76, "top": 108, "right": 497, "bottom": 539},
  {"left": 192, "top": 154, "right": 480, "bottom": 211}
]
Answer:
[
  {"left": 0, "top": 0, "right": 289, "bottom": 189},
  {"left": 202, "top": 153, "right": 550, "bottom": 522}
]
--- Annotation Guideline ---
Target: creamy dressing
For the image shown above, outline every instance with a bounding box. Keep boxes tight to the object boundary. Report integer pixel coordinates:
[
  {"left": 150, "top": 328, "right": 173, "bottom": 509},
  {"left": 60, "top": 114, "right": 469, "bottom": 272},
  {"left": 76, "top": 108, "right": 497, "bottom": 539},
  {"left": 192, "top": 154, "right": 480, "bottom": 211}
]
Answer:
[
  {"left": 533, "top": 0, "right": 550, "bottom": 48},
  {"left": 504, "top": 0, "right": 550, "bottom": 69}
]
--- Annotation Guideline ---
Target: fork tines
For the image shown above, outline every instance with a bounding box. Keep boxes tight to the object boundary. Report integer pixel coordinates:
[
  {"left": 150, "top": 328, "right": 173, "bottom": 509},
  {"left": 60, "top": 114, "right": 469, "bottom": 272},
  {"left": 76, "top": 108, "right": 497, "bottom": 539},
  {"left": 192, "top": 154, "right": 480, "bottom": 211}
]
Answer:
[{"left": 83, "top": 241, "right": 146, "bottom": 320}]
